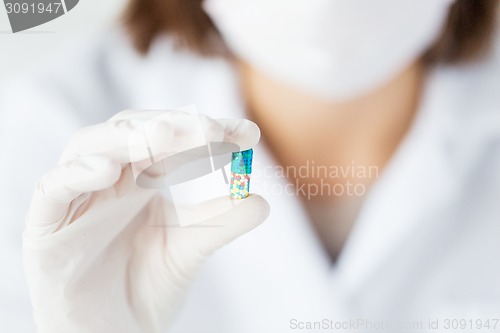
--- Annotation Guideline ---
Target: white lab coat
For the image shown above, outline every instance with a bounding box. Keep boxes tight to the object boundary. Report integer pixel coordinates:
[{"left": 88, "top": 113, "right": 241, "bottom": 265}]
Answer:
[{"left": 1, "top": 28, "right": 499, "bottom": 333}]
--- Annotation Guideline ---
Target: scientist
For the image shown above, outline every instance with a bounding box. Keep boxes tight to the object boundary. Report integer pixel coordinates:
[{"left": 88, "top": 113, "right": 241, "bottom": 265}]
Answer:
[{"left": 0, "top": 0, "right": 499, "bottom": 332}]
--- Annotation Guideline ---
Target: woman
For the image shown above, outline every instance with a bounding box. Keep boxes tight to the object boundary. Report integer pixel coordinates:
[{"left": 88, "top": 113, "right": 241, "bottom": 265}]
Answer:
[{"left": 1, "top": 0, "right": 499, "bottom": 332}]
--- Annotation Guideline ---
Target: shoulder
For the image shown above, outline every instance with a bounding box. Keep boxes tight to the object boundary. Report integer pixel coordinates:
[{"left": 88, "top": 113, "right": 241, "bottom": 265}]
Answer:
[
  {"left": 426, "top": 31, "right": 500, "bottom": 127},
  {"left": 1, "top": 26, "right": 232, "bottom": 126},
  {"left": 407, "top": 32, "right": 500, "bottom": 222},
  {"left": 422, "top": 30, "right": 500, "bottom": 159},
  {"left": 0, "top": 25, "right": 237, "bottom": 186},
  {"left": 424, "top": 31, "right": 500, "bottom": 221}
]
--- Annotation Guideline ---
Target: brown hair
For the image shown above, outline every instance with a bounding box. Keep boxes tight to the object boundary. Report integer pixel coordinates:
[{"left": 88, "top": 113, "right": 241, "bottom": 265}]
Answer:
[{"left": 123, "top": 0, "right": 499, "bottom": 63}]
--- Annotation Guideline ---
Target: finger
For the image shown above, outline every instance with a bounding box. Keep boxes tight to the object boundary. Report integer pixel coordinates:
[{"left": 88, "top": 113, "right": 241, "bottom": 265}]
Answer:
[
  {"left": 112, "top": 109, "right": 261, "bottom": 150},
  {"left": 196, "top": 194, "right": 270, "bottom": 255},
  {"left": 59, "top": 110, "right": 261, "bottom": 165},
  {"left": 218, "top": 118, "right": 260, "bottom": 151},
  {"left": 59, "top": 118, "right": 174, "bottom": 165},
  {"left": 166, "top": 194, "right": 270, "bottom": 261},
  {"left": 27, "top": 155, "right": 121, "bottom": 229},
  {"left": 143, "top": 113, "right": 260, "bottom": 155}
]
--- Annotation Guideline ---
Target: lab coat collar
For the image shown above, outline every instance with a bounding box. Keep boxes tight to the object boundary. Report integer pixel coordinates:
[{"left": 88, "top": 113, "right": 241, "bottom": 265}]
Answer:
[{"left": 333, "top": 64, "right": 474, "bottom": 296}]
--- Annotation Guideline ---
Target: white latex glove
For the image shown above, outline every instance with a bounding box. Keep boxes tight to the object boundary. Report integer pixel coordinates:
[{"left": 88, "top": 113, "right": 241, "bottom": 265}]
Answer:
[{"left": 23, "top": 109, "right": 270, "bottom": 333}]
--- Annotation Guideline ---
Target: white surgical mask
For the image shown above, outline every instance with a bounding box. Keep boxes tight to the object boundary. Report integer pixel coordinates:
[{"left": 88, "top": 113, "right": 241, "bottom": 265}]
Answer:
[{"left": 203, "top": 0, "right": 454, "bottom": 101}]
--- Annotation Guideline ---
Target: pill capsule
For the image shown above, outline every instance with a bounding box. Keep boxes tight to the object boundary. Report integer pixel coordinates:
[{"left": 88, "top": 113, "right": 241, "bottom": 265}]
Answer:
[{"left": 229, "top": 149, "right": 253, "bottom": 199}]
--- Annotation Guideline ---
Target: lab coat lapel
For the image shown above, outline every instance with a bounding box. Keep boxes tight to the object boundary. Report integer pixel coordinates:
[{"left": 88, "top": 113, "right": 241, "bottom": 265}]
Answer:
[{"left": 335, "top": 67, "right": 459, "bottom": 297}]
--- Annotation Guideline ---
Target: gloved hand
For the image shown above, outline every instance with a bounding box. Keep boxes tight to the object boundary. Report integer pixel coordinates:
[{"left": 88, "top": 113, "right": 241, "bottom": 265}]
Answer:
[{"left": 23, "top": 109, "right": 270, "bottom": 333}]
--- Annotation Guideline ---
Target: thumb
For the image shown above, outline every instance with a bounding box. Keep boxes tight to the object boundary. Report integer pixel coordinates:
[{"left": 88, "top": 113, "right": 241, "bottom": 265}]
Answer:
[
  {"left": 196, "top": 194, "right": 270, "bottom": 255},
  {"left": 165, "top": 194, "right": 270, "bottom": 265}
]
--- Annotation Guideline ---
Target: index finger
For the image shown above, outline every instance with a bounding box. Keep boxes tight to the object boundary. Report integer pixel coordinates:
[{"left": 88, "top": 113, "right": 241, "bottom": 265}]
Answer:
[{"left": 59, "top": 110, "right": 261, "bottom": 165}]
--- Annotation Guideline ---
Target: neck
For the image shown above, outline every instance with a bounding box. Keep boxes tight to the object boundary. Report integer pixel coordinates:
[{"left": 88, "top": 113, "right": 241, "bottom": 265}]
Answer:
[
  {"left": 239, "top": 60, "right": 425, "bottom": 198},
  {"left": 239, "top": 61, "right": 425, "bottom": 260}
]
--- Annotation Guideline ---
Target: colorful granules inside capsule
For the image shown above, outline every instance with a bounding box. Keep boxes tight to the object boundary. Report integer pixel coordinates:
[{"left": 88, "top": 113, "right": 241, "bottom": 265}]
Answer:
[{"left": 229, "top": 149, "right": 253, "bottom": 199}]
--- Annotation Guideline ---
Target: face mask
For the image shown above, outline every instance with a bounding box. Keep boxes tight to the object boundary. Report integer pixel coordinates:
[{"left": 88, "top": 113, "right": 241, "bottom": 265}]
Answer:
[{"left": 203, "top": 0, "right": 454, "bottom": 101}]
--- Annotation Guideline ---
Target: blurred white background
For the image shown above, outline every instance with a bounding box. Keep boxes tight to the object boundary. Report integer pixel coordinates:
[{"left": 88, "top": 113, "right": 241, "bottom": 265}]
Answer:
[
  {"left": 0, "top": 2, "right": 127, "bottom": 331},
  {"left": 0, "top": 0, "right": 127, "bottom": 86}
]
